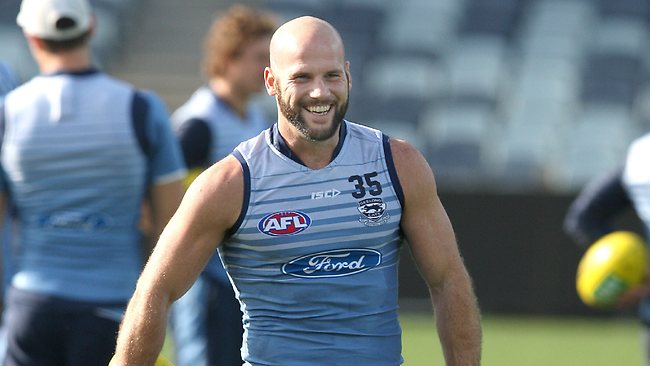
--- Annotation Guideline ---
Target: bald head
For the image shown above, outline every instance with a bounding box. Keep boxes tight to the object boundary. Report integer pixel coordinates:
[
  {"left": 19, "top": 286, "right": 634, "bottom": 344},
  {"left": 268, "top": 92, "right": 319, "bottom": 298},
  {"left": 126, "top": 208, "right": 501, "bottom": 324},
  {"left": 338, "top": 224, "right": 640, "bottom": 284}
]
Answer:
[
  {"left": 263, "top": 16, "right": 351, "bottom": 145},
  {"left": 269, "top": 16, "right": 345, "bottom": 70}
]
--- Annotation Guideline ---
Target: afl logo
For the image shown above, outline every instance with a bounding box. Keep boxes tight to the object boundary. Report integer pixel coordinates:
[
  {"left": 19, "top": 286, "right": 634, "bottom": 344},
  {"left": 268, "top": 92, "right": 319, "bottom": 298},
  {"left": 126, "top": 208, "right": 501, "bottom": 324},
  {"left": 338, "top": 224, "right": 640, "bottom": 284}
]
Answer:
[{"left": 258, "top": 210, "right": 312, "bottom": 236}]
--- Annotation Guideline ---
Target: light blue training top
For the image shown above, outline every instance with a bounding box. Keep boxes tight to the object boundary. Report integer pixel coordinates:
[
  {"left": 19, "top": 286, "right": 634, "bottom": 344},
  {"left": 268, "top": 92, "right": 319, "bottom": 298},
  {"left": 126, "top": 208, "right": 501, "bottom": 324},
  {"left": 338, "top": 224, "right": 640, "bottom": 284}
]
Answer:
[
  {"left": 225, "top": 121, "right": 406, "bottom": 365},
  {"left": 172, "top": 86, "right": 269, "bottom": 282},
  {"left": 0, "top": 69, "right": 186, "bottom": 302}
]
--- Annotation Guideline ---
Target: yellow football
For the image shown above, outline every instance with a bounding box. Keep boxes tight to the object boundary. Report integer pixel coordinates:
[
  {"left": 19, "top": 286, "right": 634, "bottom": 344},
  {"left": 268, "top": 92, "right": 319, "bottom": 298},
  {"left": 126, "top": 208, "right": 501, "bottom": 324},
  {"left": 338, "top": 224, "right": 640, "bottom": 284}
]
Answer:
[{"left": 576, "top": 231, "right": 648, "bottom": 309}]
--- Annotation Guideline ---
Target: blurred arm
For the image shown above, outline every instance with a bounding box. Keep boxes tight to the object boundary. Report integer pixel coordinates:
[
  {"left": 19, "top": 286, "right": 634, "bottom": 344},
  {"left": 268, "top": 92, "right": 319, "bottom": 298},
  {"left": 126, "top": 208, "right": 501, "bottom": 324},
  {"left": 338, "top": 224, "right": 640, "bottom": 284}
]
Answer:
[
  {"left": 143, "top": 179, "right": 185, "bottom": 257},
  {"left": 112, "top": 155, "right": 244, "bottom": 365},
  {"left": 391, "top": 138, "right": 481, "bottom": 366},
  {"left": 563, "top": 167, "right": 633, "bottom": 248}
]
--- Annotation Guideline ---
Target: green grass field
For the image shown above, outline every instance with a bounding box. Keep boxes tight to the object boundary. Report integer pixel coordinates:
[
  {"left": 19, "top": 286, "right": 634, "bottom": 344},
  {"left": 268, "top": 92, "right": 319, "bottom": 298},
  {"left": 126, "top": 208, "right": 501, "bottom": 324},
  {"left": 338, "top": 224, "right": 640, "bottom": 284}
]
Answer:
[
  {"left": 401, "top": 312, "right": 643, "bottom": 365},
  {"left": 164, "top": 313, "right": 644, "bottom": 365}
]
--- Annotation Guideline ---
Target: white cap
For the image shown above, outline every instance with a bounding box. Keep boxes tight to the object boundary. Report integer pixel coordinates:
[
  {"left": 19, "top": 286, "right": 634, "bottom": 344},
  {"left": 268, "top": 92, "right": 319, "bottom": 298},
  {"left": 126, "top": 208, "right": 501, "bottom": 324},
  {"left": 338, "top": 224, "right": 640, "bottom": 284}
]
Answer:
[{"left": 17, "top": 0, "right": 92, "bottom": 41}]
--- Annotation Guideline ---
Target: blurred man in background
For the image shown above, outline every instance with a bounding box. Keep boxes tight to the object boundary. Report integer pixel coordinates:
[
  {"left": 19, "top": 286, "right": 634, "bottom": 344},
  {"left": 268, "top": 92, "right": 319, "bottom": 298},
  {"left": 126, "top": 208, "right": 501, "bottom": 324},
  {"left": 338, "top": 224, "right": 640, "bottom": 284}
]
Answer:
[
  {"left": 170, "top": 5, "right": 277, "bottom": 366},
  {"left": 564, "top": 134, "right": 650, "bottom": 364},
  {"left": 0, "top": 59, "right": 20, "bottom": 365},
  {"left": 0, "top": 0, "right": 186, "bottom": 364}
]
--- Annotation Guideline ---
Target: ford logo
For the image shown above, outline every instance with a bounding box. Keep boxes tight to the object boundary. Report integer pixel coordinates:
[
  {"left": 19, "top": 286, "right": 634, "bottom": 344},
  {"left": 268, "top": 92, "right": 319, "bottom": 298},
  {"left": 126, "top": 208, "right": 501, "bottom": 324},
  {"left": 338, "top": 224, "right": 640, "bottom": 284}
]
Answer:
[
  {"left": 282, "top": 248, "right": 382, "bottom": 278},
  {"left": 258, "top": 210, "right": 312, "bottom": 236}
]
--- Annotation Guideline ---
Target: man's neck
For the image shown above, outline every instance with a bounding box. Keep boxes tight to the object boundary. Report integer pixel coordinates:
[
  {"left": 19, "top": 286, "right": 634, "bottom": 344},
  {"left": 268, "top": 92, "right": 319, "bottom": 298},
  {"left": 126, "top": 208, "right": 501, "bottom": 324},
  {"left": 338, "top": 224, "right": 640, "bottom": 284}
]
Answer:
[
  {"left": 210, "top": 78, "right": 248, "bottom": 118},
  {"left": 277, "top": 120, "right": 341, "bottom": 170},
  {"left": 36, "top": 47, "right": 92, "bottom": 75}
]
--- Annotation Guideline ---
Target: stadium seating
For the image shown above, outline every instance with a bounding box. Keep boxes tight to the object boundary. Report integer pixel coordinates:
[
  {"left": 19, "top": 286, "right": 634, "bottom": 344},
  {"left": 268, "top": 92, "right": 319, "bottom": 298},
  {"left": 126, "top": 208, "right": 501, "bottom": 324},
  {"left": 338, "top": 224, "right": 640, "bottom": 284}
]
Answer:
[{"left": 3, "top": 0, "right": 647, "bottom": 193}]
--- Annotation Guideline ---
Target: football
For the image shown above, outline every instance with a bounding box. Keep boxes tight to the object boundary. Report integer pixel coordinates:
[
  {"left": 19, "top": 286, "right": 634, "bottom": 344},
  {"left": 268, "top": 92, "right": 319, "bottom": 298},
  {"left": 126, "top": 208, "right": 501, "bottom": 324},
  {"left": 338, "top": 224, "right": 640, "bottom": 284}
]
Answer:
[{"left": 576, "top": 231, "right": 648, "bottom": 308}]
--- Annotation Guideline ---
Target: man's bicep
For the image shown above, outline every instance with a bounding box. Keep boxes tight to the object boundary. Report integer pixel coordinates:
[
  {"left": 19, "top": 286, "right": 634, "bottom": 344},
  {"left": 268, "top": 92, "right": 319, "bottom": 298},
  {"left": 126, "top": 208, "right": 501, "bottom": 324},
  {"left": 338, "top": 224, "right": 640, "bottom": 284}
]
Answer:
[
  {"left": 148, "top": 204, "right": 220, "bottom": 300},
  {"left": 402, "top": 191, "right": 460, "bottom": 289},
  {"left": 390, "top": 139, "right": 460, "bottom": 288}
]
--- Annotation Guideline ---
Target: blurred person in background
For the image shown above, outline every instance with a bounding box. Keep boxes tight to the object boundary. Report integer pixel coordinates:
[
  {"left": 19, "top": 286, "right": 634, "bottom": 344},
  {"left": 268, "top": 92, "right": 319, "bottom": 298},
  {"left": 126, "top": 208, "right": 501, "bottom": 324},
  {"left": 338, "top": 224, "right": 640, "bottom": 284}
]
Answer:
[
  {"left": 113, "top": 15, "right": 482, "bottom": 366},
  {"left": 0, "top": 60, "right": 20, "bottom": 365},
  {"left": 0, "top": 60, "right": 20, "bottom": 291},
  {"left": 169, "top": 4, "right": 278, "bottom": 366},
  {"left": 0, "top": 0, "right": 186, "bottom": 365},
  {"left": 564, "top": 134, "right": 650, "bottom": 364}
]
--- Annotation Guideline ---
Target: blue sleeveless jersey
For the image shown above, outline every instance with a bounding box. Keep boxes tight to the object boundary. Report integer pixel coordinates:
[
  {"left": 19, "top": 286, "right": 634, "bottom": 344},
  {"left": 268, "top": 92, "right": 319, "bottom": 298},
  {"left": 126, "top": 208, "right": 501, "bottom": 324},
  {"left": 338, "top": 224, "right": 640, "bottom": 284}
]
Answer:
[
  {"left": 172, "top": 86, "right": 269, "bottom": 164},
  {"left": 0, "top": 70, "right": 186, "bottom": 302},
  {"left": 172, "top": 86, "right": 269, "bottom": 281},
  {"left": 226, "top": 121, "right": 405, "bottom": 365}
]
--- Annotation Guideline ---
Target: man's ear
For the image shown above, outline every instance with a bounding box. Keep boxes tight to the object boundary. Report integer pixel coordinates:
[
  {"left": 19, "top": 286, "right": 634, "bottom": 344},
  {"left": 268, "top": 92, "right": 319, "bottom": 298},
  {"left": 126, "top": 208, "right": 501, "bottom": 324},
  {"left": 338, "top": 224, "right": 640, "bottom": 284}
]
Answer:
[
  {"left": 25, "top": 34, "right": 44, "bottom": 50},
  {"left": 345, "top": 61, "right": 352, "bottom": 91},
  {"left": 88, "top": 15, "right": 97, "bottom": 37},
  {"left": 264, "top": 67, "right": 276, "bottom": 96}
]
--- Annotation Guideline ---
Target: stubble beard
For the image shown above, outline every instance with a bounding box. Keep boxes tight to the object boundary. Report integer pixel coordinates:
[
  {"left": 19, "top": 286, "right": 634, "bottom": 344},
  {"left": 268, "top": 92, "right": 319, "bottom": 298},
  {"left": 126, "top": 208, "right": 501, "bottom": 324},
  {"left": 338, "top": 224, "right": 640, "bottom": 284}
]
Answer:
[{"left": 275, "top": 83, "right": 349, "bottom": 142}]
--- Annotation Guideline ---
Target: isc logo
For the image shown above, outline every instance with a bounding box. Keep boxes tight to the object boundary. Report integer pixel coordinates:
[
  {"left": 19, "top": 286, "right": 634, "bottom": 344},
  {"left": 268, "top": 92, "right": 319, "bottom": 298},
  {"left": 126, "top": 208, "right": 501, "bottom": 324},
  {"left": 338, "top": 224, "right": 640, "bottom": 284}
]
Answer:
[
  {"left": 311, "top": 188, "right": 341, "bottom": 200},
  {"left": 258, "top": 210, "right": 312, "bottom": 236}
]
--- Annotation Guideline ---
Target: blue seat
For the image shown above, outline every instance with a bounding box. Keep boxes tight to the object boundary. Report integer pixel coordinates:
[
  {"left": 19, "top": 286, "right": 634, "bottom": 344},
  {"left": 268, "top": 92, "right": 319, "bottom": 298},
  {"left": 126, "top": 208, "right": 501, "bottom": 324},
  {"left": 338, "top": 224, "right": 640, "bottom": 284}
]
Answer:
[
  {"left": 596, "top": 0, "right": 648, "bottom": 19},
  {"left": 426, "top": 141, "right": 486, "bottom": 189},
  {"left": 457, "top": 0, "right": 522, "bottom": 39},
  {"left": 580, "top": 52, "right": 643, "bottom": 106}
]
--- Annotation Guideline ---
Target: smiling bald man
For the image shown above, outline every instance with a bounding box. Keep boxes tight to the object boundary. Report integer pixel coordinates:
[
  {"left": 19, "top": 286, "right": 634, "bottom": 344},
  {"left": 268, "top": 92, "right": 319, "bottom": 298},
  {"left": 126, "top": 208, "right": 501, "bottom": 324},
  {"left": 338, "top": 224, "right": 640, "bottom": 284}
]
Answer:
[{"left": 112, "top": 16, "right": 482, "bottom": 366}]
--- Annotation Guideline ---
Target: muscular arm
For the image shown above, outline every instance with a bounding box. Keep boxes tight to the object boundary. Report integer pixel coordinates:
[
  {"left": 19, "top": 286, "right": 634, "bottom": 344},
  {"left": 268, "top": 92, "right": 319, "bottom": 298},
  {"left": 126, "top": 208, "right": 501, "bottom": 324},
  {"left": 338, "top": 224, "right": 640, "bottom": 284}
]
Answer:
[
  {"left": 391, "top": 139, "right": 481, "bottom": 366},
  {"left": 112, "top": 156, "right": 244, "bottom": 365}
]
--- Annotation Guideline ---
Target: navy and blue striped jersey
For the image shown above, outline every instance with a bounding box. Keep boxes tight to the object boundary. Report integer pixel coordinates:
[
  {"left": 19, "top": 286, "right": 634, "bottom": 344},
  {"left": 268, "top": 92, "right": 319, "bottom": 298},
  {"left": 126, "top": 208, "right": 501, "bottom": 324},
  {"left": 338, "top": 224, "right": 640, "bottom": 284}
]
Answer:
[
  {"left": 172, "top": 86, "right": 270, "bottom": 281},
  {"left": 225, "top": 121, "right": 405, "bottom": 365},
  {"left": 0, "top": 69, "right": 186, "bottom": 301}
]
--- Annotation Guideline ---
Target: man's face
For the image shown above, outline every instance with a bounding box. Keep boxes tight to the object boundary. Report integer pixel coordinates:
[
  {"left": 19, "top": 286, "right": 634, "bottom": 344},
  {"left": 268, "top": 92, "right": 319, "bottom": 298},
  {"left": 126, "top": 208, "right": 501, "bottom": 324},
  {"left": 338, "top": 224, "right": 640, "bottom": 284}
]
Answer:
[
  {"left": 271, "top": 45, "right": 351, "bottom": 142},
  {"left": 274, "top": 76, "right": 349, "bottom": 142},
  {"left": 229, "top": 36, "right": 271, "bottom": 96}
]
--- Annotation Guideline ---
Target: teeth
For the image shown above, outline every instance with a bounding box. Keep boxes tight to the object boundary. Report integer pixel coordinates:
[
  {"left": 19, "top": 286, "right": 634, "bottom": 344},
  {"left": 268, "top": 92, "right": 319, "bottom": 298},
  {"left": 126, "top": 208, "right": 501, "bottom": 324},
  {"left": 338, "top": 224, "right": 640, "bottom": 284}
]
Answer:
[{"left": 306, "top": 105, "right": 331, "bottom": 114}]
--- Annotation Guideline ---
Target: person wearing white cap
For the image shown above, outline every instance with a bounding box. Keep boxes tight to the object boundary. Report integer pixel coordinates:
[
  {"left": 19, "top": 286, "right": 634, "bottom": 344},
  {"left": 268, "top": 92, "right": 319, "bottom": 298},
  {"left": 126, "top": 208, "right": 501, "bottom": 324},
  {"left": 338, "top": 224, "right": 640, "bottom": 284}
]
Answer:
[
  {"left": 16, "top": 0, "right": 93, "bottom": 42},
  {"left": 0, "top": 0, "right": 187, "bottom": 365}
]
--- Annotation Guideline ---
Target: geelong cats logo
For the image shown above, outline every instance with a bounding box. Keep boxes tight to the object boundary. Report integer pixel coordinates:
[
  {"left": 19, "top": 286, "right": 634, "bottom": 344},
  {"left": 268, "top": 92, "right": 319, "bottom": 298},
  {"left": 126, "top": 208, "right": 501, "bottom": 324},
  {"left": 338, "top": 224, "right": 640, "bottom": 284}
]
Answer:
[
  {"left": 258, "top": 210, "right": 312, "bottom": 236},
  {"left": 282, "top": 248, "right": 382, "bottom": 278},
  {"left": 357, "top": 198, "right": 390, "bottom": 226}
]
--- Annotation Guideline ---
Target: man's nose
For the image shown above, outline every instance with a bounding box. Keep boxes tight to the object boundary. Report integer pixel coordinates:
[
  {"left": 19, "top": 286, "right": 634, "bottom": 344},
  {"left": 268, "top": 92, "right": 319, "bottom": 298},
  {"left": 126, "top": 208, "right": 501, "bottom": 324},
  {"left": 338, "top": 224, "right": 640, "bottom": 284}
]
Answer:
[{"left": 309, "top": 79, "right": 331, "bottom": 99}]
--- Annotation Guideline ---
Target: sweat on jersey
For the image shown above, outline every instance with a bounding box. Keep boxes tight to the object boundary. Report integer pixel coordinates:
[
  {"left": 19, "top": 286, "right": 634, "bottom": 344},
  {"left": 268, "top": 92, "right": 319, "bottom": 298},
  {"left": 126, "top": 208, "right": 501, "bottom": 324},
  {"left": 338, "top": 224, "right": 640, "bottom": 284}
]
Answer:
[
  {"left": 0, "top": 69, "right": 186, "bottom": 302},
  {"left": 223, "top": 121, "right": 406, "bottom": 365}
]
